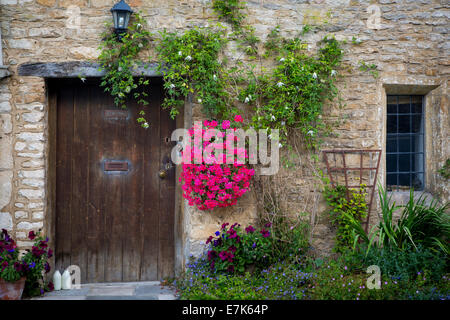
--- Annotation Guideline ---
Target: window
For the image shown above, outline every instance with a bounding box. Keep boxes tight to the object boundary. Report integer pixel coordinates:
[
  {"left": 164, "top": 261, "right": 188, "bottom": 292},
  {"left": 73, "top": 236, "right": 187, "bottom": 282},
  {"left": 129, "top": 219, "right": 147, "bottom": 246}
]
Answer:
[{"left": 386, "top": 95, "right": 425, "bottom": 191}]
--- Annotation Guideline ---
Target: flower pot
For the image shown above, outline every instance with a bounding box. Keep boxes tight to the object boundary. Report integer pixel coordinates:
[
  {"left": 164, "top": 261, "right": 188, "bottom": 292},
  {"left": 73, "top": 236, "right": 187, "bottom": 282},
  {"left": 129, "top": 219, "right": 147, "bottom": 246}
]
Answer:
[{"left": 0, "top": 277, "right": 26, "bottom": 300}]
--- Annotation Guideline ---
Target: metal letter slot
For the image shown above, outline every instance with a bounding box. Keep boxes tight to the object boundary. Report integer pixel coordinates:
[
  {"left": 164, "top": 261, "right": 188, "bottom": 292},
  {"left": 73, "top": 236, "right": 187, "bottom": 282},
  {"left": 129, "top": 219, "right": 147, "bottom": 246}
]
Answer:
[{"left": 104, "top": 161, "right": 129, "bottom": 171}]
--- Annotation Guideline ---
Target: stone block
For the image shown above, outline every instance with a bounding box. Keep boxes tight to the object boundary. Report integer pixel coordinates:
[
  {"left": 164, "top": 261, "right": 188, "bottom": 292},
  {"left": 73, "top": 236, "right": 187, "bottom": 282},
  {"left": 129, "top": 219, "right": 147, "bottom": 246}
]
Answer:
[
  {"left": 0, "top": 212, "right": 13, "bottom": 230},
  {"left": 0, "top": 171, "right": 12, "bottom": 210}
]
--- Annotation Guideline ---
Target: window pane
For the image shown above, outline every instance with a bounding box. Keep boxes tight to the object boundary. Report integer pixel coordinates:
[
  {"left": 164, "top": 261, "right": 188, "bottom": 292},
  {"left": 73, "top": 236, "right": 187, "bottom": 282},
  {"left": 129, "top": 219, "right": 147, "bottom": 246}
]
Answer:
[
  {"left": 387, "top": 154, "right": 398, "bottom": 172},
  {"left": 411, "top": 134, "right": 424, "bottom": 153},
  {"left": 398, "top": 173, "right": 411, "bottom": 186},
  {"left": 412, "top": 114, "right": 423, "bottom": 133},
  {"left": 412, "top": 173, "right": 424, "bottom": 190},
  {"left": 398, "top": 96, "right": 410, "bottom": 113},
  {"left": 387, "top": 174, "right": 397, "bottom": 188},
  {"left": 398, "top": 136, "right": 411, "bottom": 153},
  {"left": 387, "top": 115, "right": 397, "bottom": 133},
  {"left": 411, "top": 96, "right": 423, "bottom": 113},
  {"left": 398, "top": 115, "right": 411, "bottom": 133},
  {"left": 413, "top": 153, "right": 424, "bottom": 173},
  {"left": 399, "top": 154, "right": 410, "bottom": 172},
  {"left": 387, "top": 137, "right": 397, "bottom": 153},
  {"left": 387, "top": 95, "right": 397, "bottom": 113}
]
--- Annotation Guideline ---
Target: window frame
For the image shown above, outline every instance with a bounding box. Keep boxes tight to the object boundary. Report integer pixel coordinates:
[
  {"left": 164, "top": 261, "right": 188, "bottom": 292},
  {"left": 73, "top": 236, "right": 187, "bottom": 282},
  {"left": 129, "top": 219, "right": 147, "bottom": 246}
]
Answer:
[{"left": 386, "top": 94, "right": 425, "bottom": 191}]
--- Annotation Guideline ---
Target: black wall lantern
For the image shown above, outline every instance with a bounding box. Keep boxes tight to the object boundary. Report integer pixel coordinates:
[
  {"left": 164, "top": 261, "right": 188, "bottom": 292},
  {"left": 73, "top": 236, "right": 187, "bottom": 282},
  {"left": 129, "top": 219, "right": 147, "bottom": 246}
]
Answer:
[{"left": 111, "top": 0, "right": 133, "bottom": 40}]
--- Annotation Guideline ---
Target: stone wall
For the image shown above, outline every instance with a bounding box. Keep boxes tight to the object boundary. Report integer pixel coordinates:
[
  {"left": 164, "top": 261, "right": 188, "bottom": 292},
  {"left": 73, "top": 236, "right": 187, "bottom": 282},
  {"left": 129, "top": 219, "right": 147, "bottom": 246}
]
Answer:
[{"left": 0, "top": 0, "right": 448, "bottom": 264}]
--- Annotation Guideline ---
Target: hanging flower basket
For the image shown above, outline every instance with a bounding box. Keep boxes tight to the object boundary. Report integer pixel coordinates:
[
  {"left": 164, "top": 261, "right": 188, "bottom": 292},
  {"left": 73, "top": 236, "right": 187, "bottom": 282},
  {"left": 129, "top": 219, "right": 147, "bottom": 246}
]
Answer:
[
  {"left": 180, "top": 116, "right": 255, "bottom": 211},
  {"left": 0, "top": 277, "right": 26, "bottom": 300}
]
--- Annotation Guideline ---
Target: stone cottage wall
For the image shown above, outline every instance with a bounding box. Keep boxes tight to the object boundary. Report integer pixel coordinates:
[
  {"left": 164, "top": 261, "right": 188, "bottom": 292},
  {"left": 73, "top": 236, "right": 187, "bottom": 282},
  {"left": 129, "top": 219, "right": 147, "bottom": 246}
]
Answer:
[{"left": 0, "top": 0, "right": 448, "bottom": 265}]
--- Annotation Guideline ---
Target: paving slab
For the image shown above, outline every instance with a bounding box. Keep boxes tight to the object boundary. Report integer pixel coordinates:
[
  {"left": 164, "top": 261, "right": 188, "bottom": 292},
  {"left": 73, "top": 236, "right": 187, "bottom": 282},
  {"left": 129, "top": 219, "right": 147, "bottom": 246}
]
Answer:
[
  {"left": 87, "top": 287, "right": 135, "bottom": 296},
  {"left": 135, "top": 284, "right": 174, "bottom": 296},
  {"left": 31, "top": 281, "right": 178, "bottom": 300},
  {"left": 86, "top": 295, "right": 158, "bottom": 300}
]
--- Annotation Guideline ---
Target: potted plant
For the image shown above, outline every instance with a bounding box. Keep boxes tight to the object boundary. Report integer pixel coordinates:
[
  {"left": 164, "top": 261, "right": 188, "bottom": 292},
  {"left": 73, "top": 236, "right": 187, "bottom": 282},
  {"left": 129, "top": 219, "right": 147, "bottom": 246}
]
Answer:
[
  {"left": 0, "top": 229, "right": 54, "bottom": 300},
  {"left": 0, "top": 229, "right": 26, "bottom": 300}
]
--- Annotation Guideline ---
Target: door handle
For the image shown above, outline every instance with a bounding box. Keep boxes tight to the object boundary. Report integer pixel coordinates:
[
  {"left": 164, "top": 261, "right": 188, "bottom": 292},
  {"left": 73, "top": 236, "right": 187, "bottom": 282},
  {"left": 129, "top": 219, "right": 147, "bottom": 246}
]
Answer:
[{"left": 158, "top": 169, "right": 167, "bottom": 179}]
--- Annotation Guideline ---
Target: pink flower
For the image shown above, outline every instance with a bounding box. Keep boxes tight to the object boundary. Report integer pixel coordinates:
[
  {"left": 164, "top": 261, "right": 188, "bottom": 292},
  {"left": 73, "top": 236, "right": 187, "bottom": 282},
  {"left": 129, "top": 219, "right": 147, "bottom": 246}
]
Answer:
[
  {"left": 234, "top": 115, "right": 243, "bottom": 123},
  {"left": 222, "top": 120, "right": 231, "bottom": 129}
]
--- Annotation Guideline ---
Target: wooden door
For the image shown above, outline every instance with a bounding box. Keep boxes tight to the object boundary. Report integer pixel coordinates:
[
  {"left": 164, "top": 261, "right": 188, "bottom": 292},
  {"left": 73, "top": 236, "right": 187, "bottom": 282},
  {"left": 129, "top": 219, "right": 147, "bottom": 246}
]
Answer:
[{"left": 52, "top": 78, "right": 175, "bottom": 283}]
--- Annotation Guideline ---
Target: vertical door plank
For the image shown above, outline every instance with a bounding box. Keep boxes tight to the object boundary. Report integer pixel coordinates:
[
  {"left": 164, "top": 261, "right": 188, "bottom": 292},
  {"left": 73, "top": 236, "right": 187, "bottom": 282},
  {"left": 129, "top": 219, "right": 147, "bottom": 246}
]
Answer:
[
  {"left": 158, "top": 85, "right": 176, "bottom": 280},
  {"left": 103, "top": 95, "right": 124, "bottom": 282},
  {"left": 141, "top": 84, "right": 161, "bottom": 280},
  {"left": 70, "top": 84, "right": 89, "bottom": 283},
  {"left": 55, "top": 86, "right": 74, "bottom": 273},
  {"left": 86, "top": 83, "right": 106, "bottom": 283},
  {"left": 122, "top": 96, "right": 144, "bottom": 281}
]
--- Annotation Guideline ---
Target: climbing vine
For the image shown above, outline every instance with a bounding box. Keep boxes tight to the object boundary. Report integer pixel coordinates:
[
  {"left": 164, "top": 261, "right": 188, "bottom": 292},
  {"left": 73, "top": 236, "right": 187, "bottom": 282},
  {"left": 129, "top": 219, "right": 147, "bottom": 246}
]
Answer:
[
  {"left": 154, "top": 26, "right": 236, "bottom": 119},
  {"left": 98, "top": 12, "right": 152, "bottom": 128},
  {"left": 240, "top": 31, "right": 344, "bottom": 148}
]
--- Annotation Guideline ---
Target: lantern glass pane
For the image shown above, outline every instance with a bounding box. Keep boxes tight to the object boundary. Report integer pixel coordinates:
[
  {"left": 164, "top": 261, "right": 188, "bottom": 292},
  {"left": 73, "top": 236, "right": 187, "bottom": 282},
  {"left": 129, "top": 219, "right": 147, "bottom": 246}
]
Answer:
[
  {"left": 118, "top": 12, "right": 126, "bottom": 28},
  {"left": 112, "top": 11, "right": 118, "bottom": 28}
]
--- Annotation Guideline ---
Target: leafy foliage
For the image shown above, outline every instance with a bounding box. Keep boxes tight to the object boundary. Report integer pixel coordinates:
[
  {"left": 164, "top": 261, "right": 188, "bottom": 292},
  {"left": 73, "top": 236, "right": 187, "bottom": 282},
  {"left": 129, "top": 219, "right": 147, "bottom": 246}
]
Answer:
[
  {"left": 438, "top": 158, "right": 450, "bottom": 179},
  {"left": 345, "top": 187, "right": 450, "bottom": 254},
  {"left": 323, "top": 185, "right": 368, "bottom": 253},
  {"left": 175, "top": 249, "right": 450, "bottom": 300},
  {"left": 345, "top": 244, "right": 448, "bottom": 283},
  {"left": 241, "top": 34, "right": 344, "bottom": 148},
  {"left": 155, "top": 26, "right": 235, "bottom": 119}
]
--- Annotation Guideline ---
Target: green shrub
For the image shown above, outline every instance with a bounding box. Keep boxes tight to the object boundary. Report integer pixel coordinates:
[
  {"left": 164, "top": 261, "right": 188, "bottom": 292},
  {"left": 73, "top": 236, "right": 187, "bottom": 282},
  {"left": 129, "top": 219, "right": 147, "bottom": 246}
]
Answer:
[
  {"left": 323, "top": 184, "right": 368, "bottom": 253},
  {"left": 206, "top": 223, "right": 273, "bottom": 274},
  {"left": 343, "top": 245, "right": 448, "bottom": 283},
  {"left": 176, "top": 252, "right": 450, "bottom": 300},
  {"left": 346, "top": 187, "right": 450, "bottom": 254}
]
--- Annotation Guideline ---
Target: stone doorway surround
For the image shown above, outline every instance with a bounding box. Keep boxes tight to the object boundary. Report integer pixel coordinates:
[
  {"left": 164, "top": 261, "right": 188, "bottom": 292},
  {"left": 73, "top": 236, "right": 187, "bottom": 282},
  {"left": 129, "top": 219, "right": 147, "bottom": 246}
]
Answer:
[{"left": 8, "top": 61, "right": 188, "bottom": 277}]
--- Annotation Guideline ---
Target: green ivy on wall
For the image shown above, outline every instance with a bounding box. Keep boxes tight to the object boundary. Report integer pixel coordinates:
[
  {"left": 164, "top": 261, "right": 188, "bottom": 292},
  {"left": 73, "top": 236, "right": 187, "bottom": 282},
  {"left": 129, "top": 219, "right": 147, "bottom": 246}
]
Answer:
[
  {"left": 97, "top": 0, "right": 346, "bottom": 148},
  {"left": 155, "top": 25, "right": 236, "bottom": 119}
]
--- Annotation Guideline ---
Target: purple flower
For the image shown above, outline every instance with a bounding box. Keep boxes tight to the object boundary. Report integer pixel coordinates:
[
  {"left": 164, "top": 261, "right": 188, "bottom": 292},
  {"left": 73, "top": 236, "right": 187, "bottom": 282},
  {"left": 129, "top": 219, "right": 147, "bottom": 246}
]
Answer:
[
  {"left": 245, "top": 225, "right": 255, "bottom": 234},
  {"left": 215, "top": 231, "right": 220, "bottom": 236},
  {"left": 252, "top": 242, "right": 256, "bottom": 248},
  {"left": 260, "top": 229, "right": 270, "bottom": 238}
]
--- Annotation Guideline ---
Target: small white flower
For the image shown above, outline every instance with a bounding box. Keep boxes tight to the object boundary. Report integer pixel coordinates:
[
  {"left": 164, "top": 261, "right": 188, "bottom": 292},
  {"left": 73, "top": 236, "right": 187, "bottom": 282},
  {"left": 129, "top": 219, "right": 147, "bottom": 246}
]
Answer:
[
  {"left": 178, "top": 51, "right": 182, "bottom": 56},
  {"left": 185, "top": 55, "right": 192, "bottom": 61},
  {"left": 213, "top": 74, "right": 217, "bottom": 80},
  {"left": 169, "top": 83, "right": 176, "bottom": 89},
  {"left": 312, "top": 72, "right": 317, "bottom": 79},
  {"left": 198, "top": 98, "right": 202, "bottom": 103},
  {"left": 279, "top": 143, "right": 283, "bottom": 148},
  {"left": 279, "top": 58, "right": 285, "bottom": 62},
  {"left": 143, "top": 122, "right": 149, "bottom": 129},
  {"left": 277, "top": 82, "right": 284, "bottom": 87},
  {"left": 137, "top": 23, "right": 142, "bottom": 28},
  {"left": 281, "top": 121, "right": 286, "bottom": 126},
  {"left": 138, "top": 43, "right": 143, "bottom": 48},
  {"left": 307, "top": 130, "right": 314, "bottom": 136},
  {"left": 271, "top": 115, "right": 276, "bottom": 121},
  {"left": 80, "top": 77, "right": 86, "bottom": 83},
  {"left": 244, "top": 97, "right": 250, "bottom": 103},
  {"left": 331, "top": 70, "right": 337, "bottom": 76}
]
